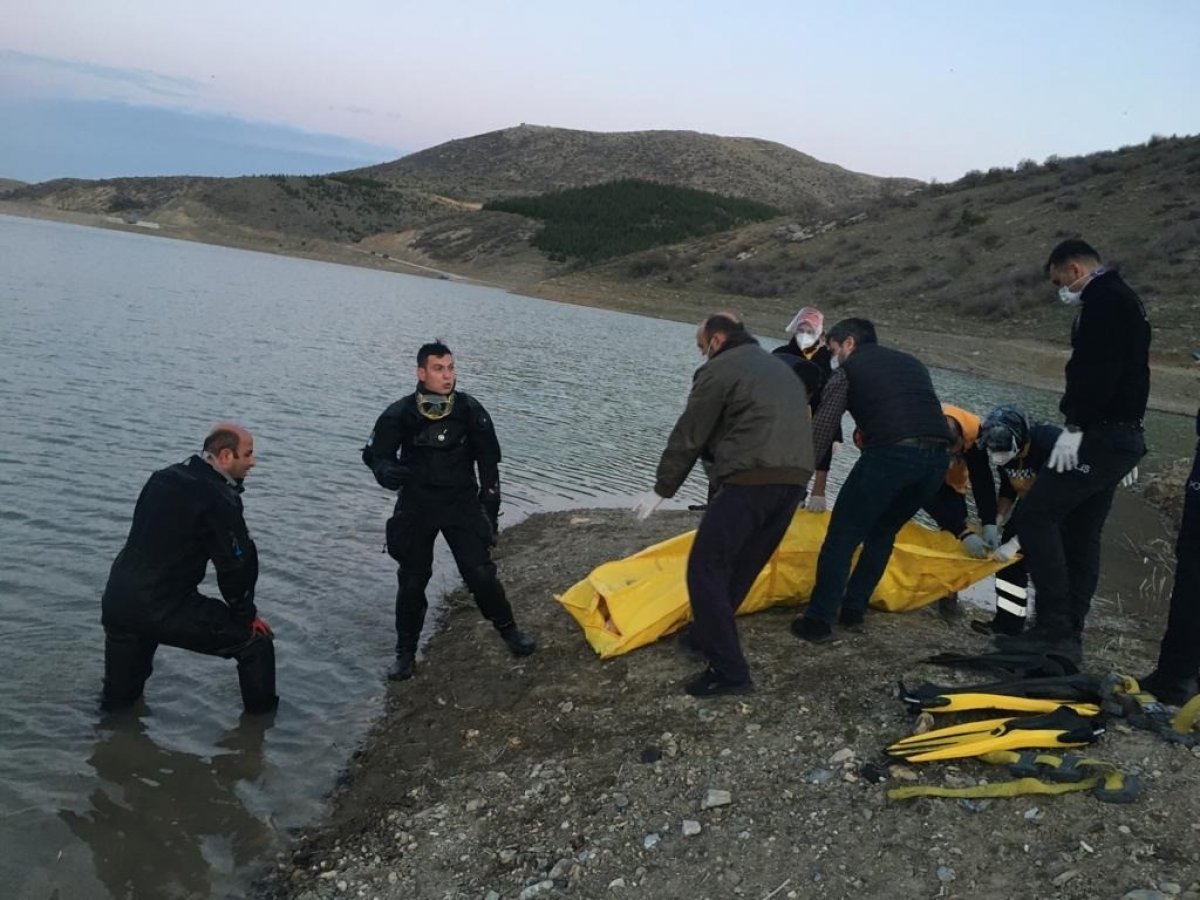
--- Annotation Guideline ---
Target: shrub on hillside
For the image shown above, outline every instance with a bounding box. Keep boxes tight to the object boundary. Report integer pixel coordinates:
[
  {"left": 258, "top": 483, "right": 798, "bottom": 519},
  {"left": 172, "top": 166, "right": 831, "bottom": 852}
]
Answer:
[{"left": 484, "top": 179, "right": 779, "bottom": 262}]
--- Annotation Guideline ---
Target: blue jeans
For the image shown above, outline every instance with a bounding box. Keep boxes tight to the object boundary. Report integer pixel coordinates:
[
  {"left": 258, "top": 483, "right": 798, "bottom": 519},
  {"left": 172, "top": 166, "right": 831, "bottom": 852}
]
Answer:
[{"left": 806, "top": 444, "right": 949, "bottom": 623}]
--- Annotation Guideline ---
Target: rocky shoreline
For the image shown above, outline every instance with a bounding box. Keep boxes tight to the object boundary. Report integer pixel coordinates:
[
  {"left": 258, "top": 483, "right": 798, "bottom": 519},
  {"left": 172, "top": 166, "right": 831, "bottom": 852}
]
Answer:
[{"left": 262, "top": 507, "right": 1198, "bottom": 900}]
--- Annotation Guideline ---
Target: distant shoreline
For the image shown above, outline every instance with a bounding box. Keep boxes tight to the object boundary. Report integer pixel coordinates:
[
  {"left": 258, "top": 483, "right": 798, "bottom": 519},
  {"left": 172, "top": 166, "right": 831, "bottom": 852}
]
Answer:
[{"left": 4, "top": 202, "right": 1195, "bottom": 419}]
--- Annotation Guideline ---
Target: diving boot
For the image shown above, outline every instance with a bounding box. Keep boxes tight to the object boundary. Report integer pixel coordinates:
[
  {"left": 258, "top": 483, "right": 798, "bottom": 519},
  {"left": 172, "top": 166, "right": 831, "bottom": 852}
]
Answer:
[
  {"left": 387, "top": 648, "right": 416, "bottom": 681},
  {"left": 1139, "top": 670, "right": 1200, "bottom": 707},
  {"left": 500, "top": 625, "right": 537, "bottom": 657}
]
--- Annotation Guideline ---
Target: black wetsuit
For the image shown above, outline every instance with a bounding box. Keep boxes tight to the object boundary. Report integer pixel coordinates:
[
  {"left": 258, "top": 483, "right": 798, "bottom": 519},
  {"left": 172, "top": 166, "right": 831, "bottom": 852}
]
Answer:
[
  {"left": 363, "top": 388, "right": 515, "bottom": 654},
  {"left": 100, "top": 455, "right": 277, "bottom": 713}
]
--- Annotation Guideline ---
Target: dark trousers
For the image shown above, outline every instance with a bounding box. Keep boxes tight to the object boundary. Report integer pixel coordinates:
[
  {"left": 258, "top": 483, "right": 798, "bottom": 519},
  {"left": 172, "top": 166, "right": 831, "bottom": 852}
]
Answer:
[
  {"left": 686, "top": 483, "right": 804, "bottom": 682},
  {"left": 101, "top": 593, "right": 278, "bottom": 713},
  {"left": 1155, "top": 441, "right": 1200, "bottom": 679},
  {"left": 387, "top": 487, "right": 514, "bottom": 654},
  {"left": 1015, "top": 424, "right": 1145, "bottom": 637},
  {"left": 922, "top": 482, "right": 968, "bottom": 536},
  {"left": 991, "top": 517, "right": 1029, "bottom": 633},
  {"left": 807, "top": 443, "right": 949, "bottom": 623}
]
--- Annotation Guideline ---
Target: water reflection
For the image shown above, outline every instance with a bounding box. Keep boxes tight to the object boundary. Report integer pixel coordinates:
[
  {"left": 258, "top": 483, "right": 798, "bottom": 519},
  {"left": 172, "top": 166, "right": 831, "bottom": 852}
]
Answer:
[{"left": 60, "top": 714, "right": 277, "bottom": 899}]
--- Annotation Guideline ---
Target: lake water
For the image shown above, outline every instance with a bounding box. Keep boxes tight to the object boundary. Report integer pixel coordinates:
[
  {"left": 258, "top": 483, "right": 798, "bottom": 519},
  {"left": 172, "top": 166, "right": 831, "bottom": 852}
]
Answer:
[{"left": 0, "top": 214, "right": 1192, "bottom": 898}]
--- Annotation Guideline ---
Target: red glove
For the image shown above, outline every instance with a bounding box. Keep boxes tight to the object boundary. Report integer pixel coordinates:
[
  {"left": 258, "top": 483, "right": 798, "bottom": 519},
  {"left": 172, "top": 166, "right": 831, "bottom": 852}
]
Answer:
[{"left": 250, "top": 617, "right": 273, "bottom": 637}]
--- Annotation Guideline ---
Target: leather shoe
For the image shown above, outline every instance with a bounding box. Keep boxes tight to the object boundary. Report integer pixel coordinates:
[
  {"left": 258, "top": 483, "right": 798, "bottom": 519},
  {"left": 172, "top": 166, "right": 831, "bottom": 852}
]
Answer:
[
  {"left": 838, "top": 609, "right": 866, "bottom": 632},
  {"left": 684, "top": 666, "right": 754, "bottom": 697},
  {"left": 500, "top": 625, "right": 537, "bottom": 657},
  {"left": 790, "top": 616, "right": 833, "bottom": 643}
]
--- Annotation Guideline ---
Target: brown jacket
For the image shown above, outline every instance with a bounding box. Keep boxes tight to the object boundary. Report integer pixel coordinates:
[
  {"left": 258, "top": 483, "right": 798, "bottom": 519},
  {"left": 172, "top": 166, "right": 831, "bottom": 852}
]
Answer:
[{"left": 655, "top": 338, "right": 815, "bottom": 497}]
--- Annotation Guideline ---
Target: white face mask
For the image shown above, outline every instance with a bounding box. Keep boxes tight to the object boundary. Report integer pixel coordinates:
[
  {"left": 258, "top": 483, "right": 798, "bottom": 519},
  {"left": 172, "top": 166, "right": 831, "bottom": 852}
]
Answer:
[
  {"left": 796, "top": 332, "right": 818, "bottom": 351},
  {"left": 829, "top": 355, "right": 840, "bottom": 371},
  {"left": 1058, "top": 285, "right": 1084, "bottom": 307},
  {"left": 1057, "top": 266, "right": 1105, "bottom": 306},
  {"left": 989, "top": 450, "right": 1017, "bottom": 467}
]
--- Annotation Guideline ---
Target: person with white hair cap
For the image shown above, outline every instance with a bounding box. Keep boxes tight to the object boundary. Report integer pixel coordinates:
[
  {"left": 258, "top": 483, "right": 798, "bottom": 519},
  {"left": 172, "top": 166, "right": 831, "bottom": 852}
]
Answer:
[{"left": 772, "top": 306, "right": 837, "bottom": 511}]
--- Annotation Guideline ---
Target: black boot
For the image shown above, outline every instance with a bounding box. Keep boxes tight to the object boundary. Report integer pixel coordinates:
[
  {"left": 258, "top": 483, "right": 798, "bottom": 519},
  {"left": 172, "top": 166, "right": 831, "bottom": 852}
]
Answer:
[
  {"left": 1139, "top": 670, "right": 1199, "bottom": 707},
  {"left": 388, "top": 647, "right": 416, "bottom": 681},
  {"left": 499, "top": 625, "right": 537, "bottom": 657},
  {"left": 993, "top": 628, "right": 1082, "bottom": 666},
  {"left": 684, "top": 666, "right": 754, "bottom": 697}
]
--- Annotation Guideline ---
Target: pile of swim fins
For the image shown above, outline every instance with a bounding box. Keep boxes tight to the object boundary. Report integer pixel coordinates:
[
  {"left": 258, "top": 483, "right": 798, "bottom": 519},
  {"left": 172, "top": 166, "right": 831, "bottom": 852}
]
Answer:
[
  {"left": 887, "top": 706, "right": 1104, "bottom": 763},
  {"left": 899, "top": 673, "right": 1104, "bottom": 717}
]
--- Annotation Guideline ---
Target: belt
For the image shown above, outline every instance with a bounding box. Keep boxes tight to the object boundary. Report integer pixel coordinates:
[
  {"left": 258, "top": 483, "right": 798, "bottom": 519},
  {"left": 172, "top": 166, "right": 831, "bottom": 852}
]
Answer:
[
  {"left": 892, "top": 437, "right": 950, "bottom": 450},
  {"left": 1089, "top": 419, "right": 1144, "bottom": 431}
]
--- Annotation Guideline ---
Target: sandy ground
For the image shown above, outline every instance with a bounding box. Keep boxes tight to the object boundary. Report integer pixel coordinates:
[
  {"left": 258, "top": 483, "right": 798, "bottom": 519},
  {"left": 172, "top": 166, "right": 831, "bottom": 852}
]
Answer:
[{"left": 262, "top": 506, "right": 1199, "bottom": 900}]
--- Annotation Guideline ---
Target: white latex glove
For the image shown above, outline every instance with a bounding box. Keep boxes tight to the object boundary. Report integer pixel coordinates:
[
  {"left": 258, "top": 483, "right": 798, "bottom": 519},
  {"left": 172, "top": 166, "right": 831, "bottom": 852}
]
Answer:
[
  {"left": 982, "top": 523, "right": 1001, "bottom": 550},
  {"left": 1120, "top": 466, "right": 1139, "bottom": 488},
  {"left": 633, "top": 491, "right": 664, "bottom": 521},
  {"left": 1047, "top": 429, "right": 1083, "bottom": 473},
  {"left": 804, "top": 493, "right": 827, "bottom": 513},
  {"left": 993, "top": 537, "right": 1021, "bottom": 563}
]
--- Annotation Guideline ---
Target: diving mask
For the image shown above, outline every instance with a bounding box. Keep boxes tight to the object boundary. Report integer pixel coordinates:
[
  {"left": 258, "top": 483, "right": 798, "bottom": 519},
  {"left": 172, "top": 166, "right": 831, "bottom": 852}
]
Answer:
[{"left": 416, "top": 391, "right": 455, "bottom": 420}]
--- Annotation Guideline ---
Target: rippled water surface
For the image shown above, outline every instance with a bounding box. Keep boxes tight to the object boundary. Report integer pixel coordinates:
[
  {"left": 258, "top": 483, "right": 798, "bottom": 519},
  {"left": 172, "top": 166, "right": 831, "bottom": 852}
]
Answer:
[{"left": 0, "top": 215, "right": 1192, "bottom": 898}]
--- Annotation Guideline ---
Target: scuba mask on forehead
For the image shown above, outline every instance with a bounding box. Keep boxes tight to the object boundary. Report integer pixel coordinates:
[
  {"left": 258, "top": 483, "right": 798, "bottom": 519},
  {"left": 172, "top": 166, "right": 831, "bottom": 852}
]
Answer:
[{"left": 416, "top": 390, "right": 456, "bottom": 420}]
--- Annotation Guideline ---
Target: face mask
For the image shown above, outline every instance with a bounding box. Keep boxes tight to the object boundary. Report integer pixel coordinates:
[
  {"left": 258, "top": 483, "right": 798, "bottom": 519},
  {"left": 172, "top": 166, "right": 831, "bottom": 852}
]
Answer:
[
  {"left": 829, "top": 355, "right": 840, "bottom": 371},
  {"left": 796, "top": 332, "right": 818, "bottom": 351},
  {"left": 1057, "top": 265, "right": 1105, "bottom": 306},
  {"left": 1058, "top": 285, "right": 1084, "bottom": 307},
  {"left": 989, "top": 450, "right": 1017, "bottom": 467}
]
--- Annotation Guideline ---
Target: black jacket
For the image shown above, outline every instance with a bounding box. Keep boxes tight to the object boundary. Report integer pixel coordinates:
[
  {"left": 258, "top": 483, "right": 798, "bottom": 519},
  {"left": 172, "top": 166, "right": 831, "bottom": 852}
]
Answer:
[
  {"left": 771, "top": 341, "right": 828, "bottom": 413},
  {"left": 1061, "top": 270, "right": 1151, "bottom": 427},
  {"left": 102, "top": 456, "right": 258, "bottom": 626},
  {"left": 363, "top": 388, "right": 502, "bottom": 519},
  {"left": 998, "top": 423, "right": 1063, "bottom": 500},
  {"left": 841, "top": 343, "right": 949, "bottom": 447}
]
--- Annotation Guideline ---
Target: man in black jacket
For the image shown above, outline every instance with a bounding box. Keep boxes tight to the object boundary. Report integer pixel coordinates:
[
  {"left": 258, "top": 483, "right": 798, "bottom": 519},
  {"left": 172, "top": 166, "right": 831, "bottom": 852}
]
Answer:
[
  {"left": 996, "top": 240, "right": 1149, "bottom": 664},
  {"left": 1141, "top": 403, "right": 1200, "bottom": 706},
  {"left": 363, "top": 341, "right": 535, "bottom": 681},
  {"left": 791, "top": 318, "right": 950, "bottom": 643},
  {"left": 100, "top": 424, "right": 277, "bottom": 714}
]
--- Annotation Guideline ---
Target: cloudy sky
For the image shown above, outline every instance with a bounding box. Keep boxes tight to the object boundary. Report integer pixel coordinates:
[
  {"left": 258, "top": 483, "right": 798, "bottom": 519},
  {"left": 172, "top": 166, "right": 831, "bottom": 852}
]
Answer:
[{"left": 3, "top": 0, "right": 1199, "bottom": 183}]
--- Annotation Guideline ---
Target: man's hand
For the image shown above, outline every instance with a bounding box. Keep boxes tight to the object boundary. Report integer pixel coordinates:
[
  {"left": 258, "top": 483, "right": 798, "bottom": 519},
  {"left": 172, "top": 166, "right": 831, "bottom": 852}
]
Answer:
[
  {"left": 633, "top": 491, "right": 664, "bottom": 521},
  {"left": 1120, "top": 466, "right": 1139, "bottom": 489},
  {"left": 961, "top": 533, "right": 989, "bottom": 559},
  {"left": 1047, "top": 429, "right": 1083, "bottom": 473},
  {"left": 804, "top": 493, "right": 827, "bottom": 513},
  {"left": 250, "top": 617, "right": 273, "bottom": 637},
  {"left": 982, "top": 523, "right": 1001, "bottom": 550}
]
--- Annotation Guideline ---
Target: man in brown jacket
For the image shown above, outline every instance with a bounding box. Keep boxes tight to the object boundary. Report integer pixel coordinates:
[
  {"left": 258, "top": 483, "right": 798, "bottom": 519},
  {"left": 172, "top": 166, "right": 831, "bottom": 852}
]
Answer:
[{"left": 635, "top": 313, "right": 814, "bottom": 695}]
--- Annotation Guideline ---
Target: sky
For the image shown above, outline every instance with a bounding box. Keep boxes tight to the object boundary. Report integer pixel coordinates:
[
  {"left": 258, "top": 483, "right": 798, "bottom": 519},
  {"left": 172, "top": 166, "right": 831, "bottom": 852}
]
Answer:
[{"left": 2, "top": 0, "right": 1199, "bottom": 184}]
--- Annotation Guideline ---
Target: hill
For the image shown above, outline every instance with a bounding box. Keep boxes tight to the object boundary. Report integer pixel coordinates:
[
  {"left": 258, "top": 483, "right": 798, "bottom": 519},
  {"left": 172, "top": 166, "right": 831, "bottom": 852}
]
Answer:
[
  {"left": 1, "top": 128, "right": 1196, "bottom": 404},
  {"left": 539, "top": 134, "right": 1200, "bottom": 363},
  {"left": 0, "top": 177, "right": 28, "bottom": 194},
  {"left": 359, "top": 124, "right": 915, "bottom": 212}
]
